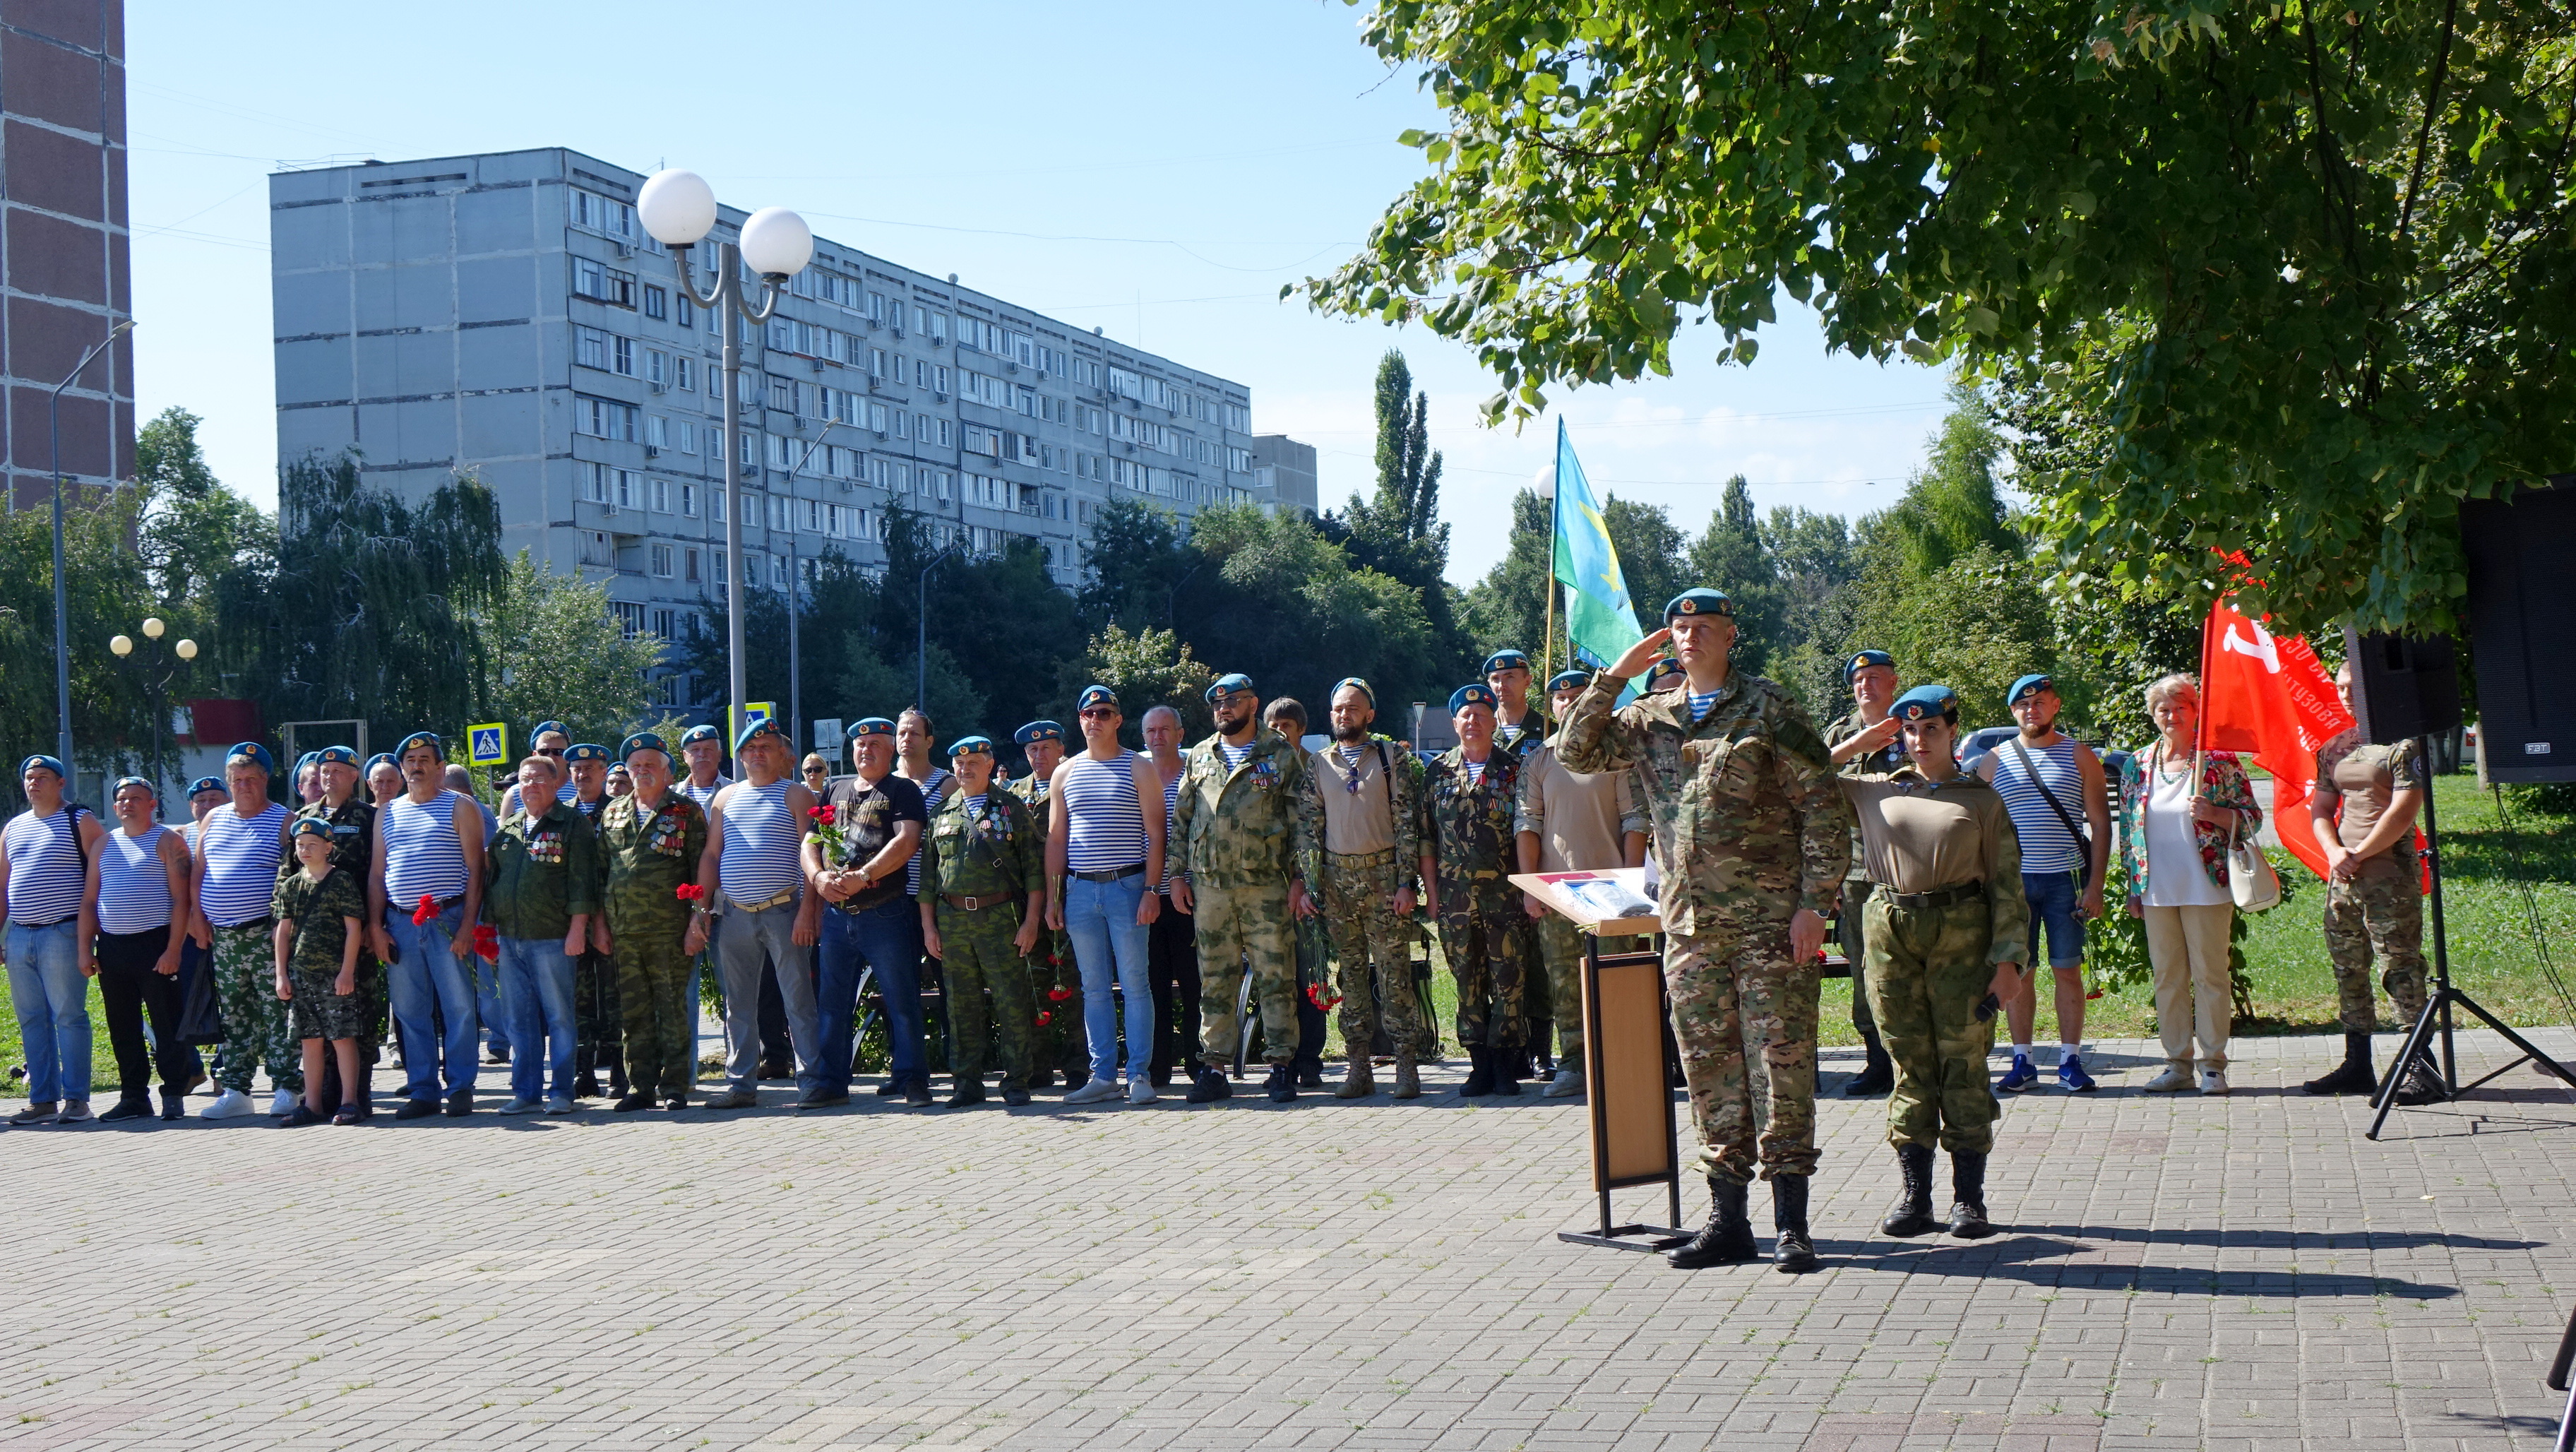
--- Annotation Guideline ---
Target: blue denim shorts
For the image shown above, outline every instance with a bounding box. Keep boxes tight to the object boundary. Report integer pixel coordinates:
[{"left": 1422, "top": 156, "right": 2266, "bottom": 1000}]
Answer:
[{"left": 2022, "top": 869, "right": 2085, "bottom": 969}]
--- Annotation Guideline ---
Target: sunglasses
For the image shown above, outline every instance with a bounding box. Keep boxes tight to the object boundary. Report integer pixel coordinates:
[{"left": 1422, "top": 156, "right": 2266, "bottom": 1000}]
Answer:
[
  {"left": 1078, "top": 707, "right": 1118, "bottom": 720},
  {"left": 538, "top": 747, "right": 566, "bottom": 756}
]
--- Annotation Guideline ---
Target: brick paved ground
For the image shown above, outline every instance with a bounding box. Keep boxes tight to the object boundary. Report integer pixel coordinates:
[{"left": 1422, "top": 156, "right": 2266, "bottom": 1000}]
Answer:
[{"left": 2, "top": 1027, "right": 2570, "bottom": 1452}]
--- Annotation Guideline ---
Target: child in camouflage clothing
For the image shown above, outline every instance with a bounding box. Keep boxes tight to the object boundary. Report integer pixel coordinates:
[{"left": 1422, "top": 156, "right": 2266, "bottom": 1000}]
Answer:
[{"left": 274, "top": 819, "right": 369, "bottom": 1126}]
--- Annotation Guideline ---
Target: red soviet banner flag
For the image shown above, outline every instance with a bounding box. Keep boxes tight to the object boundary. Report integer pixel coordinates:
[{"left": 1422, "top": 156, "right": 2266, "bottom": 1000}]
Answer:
[{"left": 2198, "top": 595, "right": 2353, "bottom": 880}]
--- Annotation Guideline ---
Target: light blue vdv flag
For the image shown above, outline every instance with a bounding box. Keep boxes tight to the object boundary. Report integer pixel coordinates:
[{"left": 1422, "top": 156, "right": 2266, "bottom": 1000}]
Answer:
[{"left": 1550, "top": 420, "right": 1645, "bottom": 673}]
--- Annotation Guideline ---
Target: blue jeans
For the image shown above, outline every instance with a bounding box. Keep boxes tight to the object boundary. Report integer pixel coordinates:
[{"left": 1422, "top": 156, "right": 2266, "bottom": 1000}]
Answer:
[
  {"left": 2023, "top": 869, "right": 2086, "bottom": 970},
  {"left": 496, "top": 936, "right": 576, "bottom": 1103},
  {"left": 6, "top": 919, "right": 88, "bottom": 1104},
  {"left": 717, "top": 900, "right": 820, "bottom": 1097},
  {"left": 476, "top": 955, "right": 511, "bottom": 1057},
  {"left": 816, "top": 898, "right": 922, "bottom": 1092},
  {"left": 1063, "top": 872, "right": 1152, "bottom": 1084},
  {"left": 383, "top": 903, "right": 479, "bottom": 1100}
]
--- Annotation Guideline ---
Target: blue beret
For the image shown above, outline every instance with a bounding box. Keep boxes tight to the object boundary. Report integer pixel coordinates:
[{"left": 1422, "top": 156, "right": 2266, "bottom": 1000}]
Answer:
[
  {"left": 2008, "top": 673, "right": 2055, "bottom": 706},
  {"left": 293, "top": 751, "right": 320, "bottom": 776},
  {"left": 1545, "top": 669, "right": 1591, "bottom": 694},
  {"left": 1012, "top": 720, "right": 1063, "bottom": 746},
  {"left": 290, "top": 816, "right": 333, "bottom": 840},
  {"left": 1330, "top": 677, "right": 1374, "bottom": 705},
  {"left": 1205, "top": 673, "right": 1254, "bottom": 702},
  {"left": 851, "top": 718, "right": 897, "bottom": 739},
  {"left": 393, "top": 731, "right": 443, "bottom": 761},
  {"left": 19, "top": 754, "right": 66, "bottom": 780},
  {"left": 735, "top": 717, "right": 787, "bottom": 751},
  {"left": 532, "top": 720, "right": 568, "bottom": 742},
  {"left": 1890, "top": 685, "right": 1960, "bottom": 722},
  {"left": 225, "top": 742, "right": 275, "bottom": 774},
  {"left": 187, "top": 775, "right": 227, "bottom": 797},
  {"left": 1450, "top": 684, "right": 1498, "bottom": 713},
  {"left": 315, "top": 746, "right": 359, "bottom": 767},
  {"left": 111, "top": 775, "right": 155, "bottom": 799},
  {"left": 948, "top": 734, "right": 996, "bottom": 757},
  {"left": 564, "top": 743, "right": 612, "bottom": 764},
  {"left": 1664, "top": 588, "right": 1734, "bottom": 621},
  {"left": 679, "top": 723, "right": 722, "bottom": 746},
  {"left": 362, "top": 754, "right": 395, "bottom": 775},
  {"left": 619, "top": 732, "right": 672, "bottom": 763},
  {"left": 1847, "top": 649, "right": 1896, "bottom": 680},
  {"left": 1643, "top": 658, "right": 1686, "bottom": 689},
  {"left": 1075, "top": 684, "right": 1119, "bottom": 713},
  {"left": 1481, "top": 649, "right": 1532, "bottom": 674}
]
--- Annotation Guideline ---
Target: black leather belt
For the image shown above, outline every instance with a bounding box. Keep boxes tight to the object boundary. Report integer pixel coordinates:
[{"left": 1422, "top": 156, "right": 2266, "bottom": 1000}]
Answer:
[
  {"left": 941, "top": 891, "right": 1015, "bottom": 912},
  {"left": 1883, "top": 881, "right": 1984, "bottom": 910},
  {"left": 1069, "top": 864, "right": 1145, "bottom": 883}
]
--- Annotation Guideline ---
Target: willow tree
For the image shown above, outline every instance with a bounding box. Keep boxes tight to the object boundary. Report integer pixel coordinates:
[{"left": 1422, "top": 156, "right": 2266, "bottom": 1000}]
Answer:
[{"left": 1304, "top": 0, "right": 2576, "bottom": 631}]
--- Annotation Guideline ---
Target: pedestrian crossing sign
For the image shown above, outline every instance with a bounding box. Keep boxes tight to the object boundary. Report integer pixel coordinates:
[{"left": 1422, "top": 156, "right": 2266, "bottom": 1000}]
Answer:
[
  {"left": 467, "top": 723, "right": 508, "bottom": 767},
  {"left": 729, "top": 702, "right": 776, "bottom": 742}
]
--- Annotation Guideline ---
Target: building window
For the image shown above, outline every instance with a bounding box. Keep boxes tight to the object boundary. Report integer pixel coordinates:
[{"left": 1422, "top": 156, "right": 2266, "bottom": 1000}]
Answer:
[
  {"left": 576, "top": 327, "right": 608, "bottom": 371},
  {"left": 674, "top": 356, "right": 695, "bottom": 392},
  {"left": 677, "top": 420, "right": 698, "bottom": 455},
  {"left": 645, "top": 415, "right": 667, "bottom": 451},
  {"left": 650, "top": 544, "right": 674, "bottom": 578},
  {"left": 613, "top": 601, "right": 648, "bottom": 636},
  {"left": 768, "top": 494, "right": 792, "bottom": 532},
  {"left": 652, "top": 607, "right": 677, "bottom": 638},
  {"left": 576, "top": 395, "right": 638, "bottom": 441},
  {"left": 580, "top": 530, "right": 614, "bottom": 566},
  {"left": 569, "top": 189, "right": 634, "bottom": 238},
  {"left": 685, "top": 546, "right": 702, "bottom": 583},
  {"left": 713, "top": 551, "right": 727, "bottom": 585},
  {"left": 572, "top": 258, "right": 636, "bottom": 307},
  {"left": 770, "top": 554, "right": 789, "bottom": 588},
  {"left": 613, "top": 336, "right": 636, "bottom": 376},
  {"left": 676, "top": 294, "right": 696, "bottom": 330},
  {"left": 645, "top": 349, "right": 669, "bottom": 386},
  {"left": 578, "top": 462, "right": 609, "bottom": 503},
  {"left": 681, "top": 482, "right": 699, "bottom": 518},
  {"left": 651, "top": 672, "right": 683, "bottom": 708},
  {"left": 642, "top": 285, "right": 667, "bottom": 321},
  {"left": 615, "top": 469, "right": 639, "bottom": 508},
  {"left": 650, "top": 477, "right": 673, "bottom": 513}
]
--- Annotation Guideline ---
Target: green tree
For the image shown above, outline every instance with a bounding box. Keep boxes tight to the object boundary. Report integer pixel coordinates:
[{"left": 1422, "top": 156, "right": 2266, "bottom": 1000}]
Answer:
[
  {"left": 1059, "top": 624, "right": 1215, "bottom": 744},
  {"left": 1459, "top": 489, "right": 1551, "bottom": 663},
  {"left": 1304, "top": 0, "right": 2576, "bottom": 633},
  {"left": 1328, "top": 349, "right": 1474, "bottom": 679},
  {"left": 1683, "top": 477, "right": 1787, "bottom": 673},
  {"left": 0, "top": 486, "right": 158, "bottom": 798},
  {"left": 1763, "top": 506, "right": 1865, "bottom": 717},
  {"left": 481, "top": 551, "right": 665, "bottom": 747}
]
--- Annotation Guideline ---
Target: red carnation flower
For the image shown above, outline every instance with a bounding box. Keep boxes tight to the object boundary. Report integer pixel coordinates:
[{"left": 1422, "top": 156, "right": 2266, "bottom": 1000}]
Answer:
[
  {"left": 411, "top": 893, "right": 437, "bottom": 925},
  {"left": 809, "top": 804, "right": 837, "bottom": 825},
  {"left": 675, "top": 883, "right": 706, "bottom": 903},
  {"left": 1034, "top": 1010, "right": 1051, "bottom": 1026},
  {"left": 473, "top": 923, "right": 500, "bottom": 963},
  {"left": 1046, "top": 986, "right": 1073, "bottom": 1002}
]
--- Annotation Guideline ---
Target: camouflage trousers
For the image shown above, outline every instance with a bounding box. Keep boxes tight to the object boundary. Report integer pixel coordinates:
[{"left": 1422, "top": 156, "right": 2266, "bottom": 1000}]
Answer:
[
  {"left": 1835, "top": 878, "right": 1880, "bottom": 1040},
  {"left": 2325, "top": 871, "right": 2428, "bottom": 1035},
  {"left": 1532, "top": 912, "right": 1641, "bottom": 1069},
  {"left": 938, "top": 901, "right": 1037, "bottom": 1090},
  {"left": 1322, "top": 852, "right": 1421, "bottom": 1058},
  {"left": 1438, "top": 880, "right": 1527, "bottom": 1049},
  {"left": 212, "top": 923, "right": 299, "bottom": 1095},
  {"left": 1193, "top": 880, "right": 1299, "bottom": 1069},
  {"left": 614, "top": 931, "right": 694, "bottom": 1100},
  {"left": 574, "top": 948, "right": 622, "bottom": 1075},
  {"left": 1862, "top": 895, "right": 2001, "bottom": 1155},
  {"left": 1666, "top": 919, "right": 1820, "bottom": 1182}
]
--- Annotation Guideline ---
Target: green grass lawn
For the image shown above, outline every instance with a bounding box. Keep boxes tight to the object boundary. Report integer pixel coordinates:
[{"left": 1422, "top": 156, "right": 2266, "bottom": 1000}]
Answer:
[{"left": 10, "top": 775, "right": 2567, "bottom": 1094}]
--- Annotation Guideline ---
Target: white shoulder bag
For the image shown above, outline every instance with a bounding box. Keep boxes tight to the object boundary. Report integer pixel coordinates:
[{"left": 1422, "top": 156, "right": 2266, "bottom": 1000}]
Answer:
[{"left": 2227, "top": 816, "right": 2281, "bottom": 912}]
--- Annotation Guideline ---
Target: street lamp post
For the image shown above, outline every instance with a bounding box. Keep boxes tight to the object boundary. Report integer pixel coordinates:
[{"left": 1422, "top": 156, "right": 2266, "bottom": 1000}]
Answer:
[
  {"left": 635, "top": 170, "right": 812, "bottom": 734},
  {"left": 780, "top": 422, "right": 841, "bottom": 758},
  {"left": 49, "top": 318, "right": 136, "bottom": 774},
  {"left": 917, "top": 546, "right": 965, "bottom": 710},
  {"left": 108, "top": 617, "right": 198, "bottom": 801}
]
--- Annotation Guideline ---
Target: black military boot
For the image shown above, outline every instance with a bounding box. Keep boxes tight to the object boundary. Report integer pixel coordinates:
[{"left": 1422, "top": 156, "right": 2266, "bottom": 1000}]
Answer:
[
  {"left": 2303, "top": 1032, "right": 2378, "bottom": 1095},
  {"left": 1460, "top": 1046, "right": 1495, "bottom": 1097},
  {"left": 1881, "top": 1144, "right": 1940, "bottom": 1237},
  {"left": 1771, "top": 1174, "right": 1820, "bottom": 1273},
  {"left": 1843, "top": 1033, "right": 1895, "bottom": 1097},
  {"left": 1491, "top": 1045, "right": 1525, "bottom": 1097},
  {"left": 1946, "top": 1150, "right": 1996, "bottom": 1238},
  {"left": 2392, "top": 1047, "right": 2448, "bottom": 1105},
  {"left": 1265, "top": 1064, "right": 1296, "bottom": 1103},
  {"left": 1666, "top": 1174, "right": 1760, "bottom": 1268}
]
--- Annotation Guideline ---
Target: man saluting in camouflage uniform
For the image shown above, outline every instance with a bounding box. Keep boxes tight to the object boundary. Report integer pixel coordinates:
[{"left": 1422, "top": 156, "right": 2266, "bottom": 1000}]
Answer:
[
  {"left": 1558, "top": 588, "right": 1851, "bottom": 1274},
  {"left": 592, "top": 733, "right": 710, "bottom": 1112}
]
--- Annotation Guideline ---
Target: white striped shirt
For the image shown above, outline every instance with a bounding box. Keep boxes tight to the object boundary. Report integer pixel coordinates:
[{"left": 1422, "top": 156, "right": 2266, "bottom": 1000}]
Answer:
[
  {"left": 717, "top": 779, "right": 804, "bottom": 904},
  {"left": 198, "top": 802, "right": 288, "bottom": 927},
  {"left": 4, "top": 806, "right": 88, "bottom": 925},
  {"left": 902, "top": 766, "right": 950, "bottom": 897},
  {"left": 381, "top": 791, "right": 471, "bottom": 905},
  {"left": 97, "top": 824, "right": 175, "bottom": 934},
  {"left": 1991, "top": 735, "right": 2088, "bottom": 874},
  {"left": 1064, "top": 752, "right": 1149, "bottom": 873}
]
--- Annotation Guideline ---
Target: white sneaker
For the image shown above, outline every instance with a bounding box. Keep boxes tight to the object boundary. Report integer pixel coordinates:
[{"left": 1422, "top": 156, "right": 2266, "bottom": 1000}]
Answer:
[
  {"left": 1127, "top": 1078, "right": 1157, "bottom": 1105},
  {"left": 2143, "top": 1066, "right": 2193, "bottom": 1093},
  {"left": 1542, "top": 1067, "right": 1585, "bottom": 1098},
  {"left": 496, "top": 1097, "right": 542, "bottom": 1114},
  {"left": 201, "top": 1087, "right": 255, "bottom": 1119},
  {"left": 1064, "top": 1078, "right": 1123, "bottom": 1105},
  {"left": 2200, "top": 1069, "right": 2230, "bottom": 1095},
  {"left": 268, "top": 1088, "right": 300, "bottom": 1116}
]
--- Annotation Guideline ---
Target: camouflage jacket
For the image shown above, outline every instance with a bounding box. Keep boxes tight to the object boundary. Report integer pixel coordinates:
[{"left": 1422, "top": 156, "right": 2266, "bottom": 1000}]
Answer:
[
  {"left": 281, "top": 796, "right": 375, "bottom": 881},
  {"left": 274, "top": 864, "right": 365, "bottom": 976},
  {"left": 1558, "top": 667, "right": 1852, "bottom": 934},
  {"left": 1493, "top": 704, "right": 1551, "bottom": 766},
  {"left": 925, "top": 786, "right": 1046, "bottom": 903},
  {"left": 1421, "top": 746, "right": 1521, "bottom": 894},
  {"left": 596, "top": 788, "right": 710, "bottom": 939},
  {"left": 484, "top": 798, "right": 602, "bottom": 941},
  {"left": 1171, "top": 727, "right": 1321, "bottom": 891}
]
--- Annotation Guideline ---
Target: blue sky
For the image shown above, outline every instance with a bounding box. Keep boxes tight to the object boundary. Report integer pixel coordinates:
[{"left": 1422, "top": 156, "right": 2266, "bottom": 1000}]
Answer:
[{"left": 126, "top": 1, "right": 1950, "bottom": 585}]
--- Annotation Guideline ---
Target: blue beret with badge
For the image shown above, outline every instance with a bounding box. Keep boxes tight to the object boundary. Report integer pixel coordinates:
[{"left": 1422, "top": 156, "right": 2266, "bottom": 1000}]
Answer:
[
  {"left": 532, "top": 720, "right": 568, "bottom": 742},
  {"left": 225, "top": 741, "right": 275, "bottom": 775},
  {"left": 1450, "top": 683, "right": 1498, "bottom": 713},
  {"left": 1205, "top": 672, "right": 1255, "bottom": 703},
  {"left": 1481, "top": 648, "right": 1532, "bottom": 674},
  {"left": 315, "top": 745, "right": 358, "bottom": 767},
  {"left": 1330, "top": 676, "right": 1374, "bottom": 706},
  {"left": 735, "top": 717, "right": 787, "bottom": 751},
  {"left": 18, "top": 753, "right": 66, "bottom": 781},
  {"left": 1890, "top": 684, "right": 1960, "bottom": 722},
  {"left": 2007, "top": 672, "right": 2054, "bottom": 706},
  {"left": 111, "top": 775, "right": 155, "bottom": 799},
  {"left": 618, "top": 732, "right": 672, "bottom": 763},
  {"left": 393, "top": 730, "right": 443, "bottom": 761},
  {"left": 1642, "top": 658, "right": 1686, "bottom": 691},
  {"left": 187, "top": 775, "right": 226, "bottom": 797},
  {"left": 363, "top": 754, "right": 395, "bottom": 775},
  {"left": 679, "top": 723, "right": 722, "bottom": 747},
  {"left": 565, "top": 743, "right": 611, "bottom": 764},
  {"left": 293, "top": 751, "right": 320, "bottom": 778},
  {"left": 949, "top": 734, "right": 996, "bottom": 758},
  {"left": 1846, "top": 648, "right": 1896, "bottom": 680},
  {"left": 1011, "top": 720, "right": 1063, "bottom": 746},
  {"left": 851, "top": 717, "right": 897, "bottom": 740},
  {"left": 290, "top": 816, "right": 333, "bottom": 840},
  {"left": 1545, "top": 668, "right": 1591, "bottom": 694},
  {"left": 1664, "top": 587, "right": 1734, "bottom": 621},
  {"left": 1075, "top": 684, "right": 1119, "bottom": 713}
]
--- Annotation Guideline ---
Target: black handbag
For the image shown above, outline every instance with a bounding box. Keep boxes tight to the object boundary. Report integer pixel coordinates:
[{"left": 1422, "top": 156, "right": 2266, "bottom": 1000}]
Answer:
[{"left": 174, "top": 941, "right": 225, "bottom": 1045}]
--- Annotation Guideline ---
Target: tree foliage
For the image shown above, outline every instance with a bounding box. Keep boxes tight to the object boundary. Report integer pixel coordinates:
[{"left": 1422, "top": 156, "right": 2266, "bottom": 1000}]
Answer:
[
  {"left": 480, "top": 551, "right": 665, "bottom": 748},
  {"left": 1326, "top": 349, "right": 1474, "bottom": 676},
  {"left": 1306, "top": 0, "right": 2576, "bottom": 632}
]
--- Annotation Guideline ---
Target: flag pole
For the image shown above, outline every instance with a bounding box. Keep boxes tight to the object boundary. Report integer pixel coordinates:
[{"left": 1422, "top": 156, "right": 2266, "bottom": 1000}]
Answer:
[{"left": 1544, "top": 420, "right": 1563, "bottom": 683}]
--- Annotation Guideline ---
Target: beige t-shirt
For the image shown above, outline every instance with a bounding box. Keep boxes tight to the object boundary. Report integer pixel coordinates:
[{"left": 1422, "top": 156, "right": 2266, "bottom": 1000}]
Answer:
[
  {"left": 1513, "top": 740, "right": 1645, "bottom": 873},
  {"left": 2315, "top": 730, "right": 2422, "bottom": 879},
  {"left": 1311, "top": 741, "right": 1398, "bottom": 856},
  {"left": 1837, "top": 770, "right": 2016, "bottom": 895}
]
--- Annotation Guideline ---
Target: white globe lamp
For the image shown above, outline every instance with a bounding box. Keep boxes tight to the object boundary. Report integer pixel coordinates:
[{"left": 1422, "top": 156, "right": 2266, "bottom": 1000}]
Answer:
[
  {"left": 637, "top": 169, "right": 717, "bottom": 248},
  {"left": 739, "top": 207, "right": 813, "bottom": 279}
]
